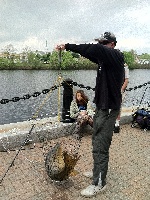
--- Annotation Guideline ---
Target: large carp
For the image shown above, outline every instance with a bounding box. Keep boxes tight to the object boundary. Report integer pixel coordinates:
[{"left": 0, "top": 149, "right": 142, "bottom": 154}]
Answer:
[{"left": 45, "top": 143, "right": 80, "bottom": 181}]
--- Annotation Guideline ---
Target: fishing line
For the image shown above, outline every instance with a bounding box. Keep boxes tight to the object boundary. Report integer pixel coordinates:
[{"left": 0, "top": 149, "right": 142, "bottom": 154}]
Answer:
[{"left": 0, "top": 124, "right": 35, "bottom": 184}]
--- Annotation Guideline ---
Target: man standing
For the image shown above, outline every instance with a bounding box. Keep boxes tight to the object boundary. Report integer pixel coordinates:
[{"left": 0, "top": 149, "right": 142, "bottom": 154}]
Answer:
[{"left": 56, "top": 32, "right": 124, "bottom": 197}]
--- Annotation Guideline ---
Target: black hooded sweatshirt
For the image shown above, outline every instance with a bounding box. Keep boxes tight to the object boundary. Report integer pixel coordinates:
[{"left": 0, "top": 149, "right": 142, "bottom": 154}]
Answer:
[{"left": 65, "top": 43, "right": 124, "bottom": 110}]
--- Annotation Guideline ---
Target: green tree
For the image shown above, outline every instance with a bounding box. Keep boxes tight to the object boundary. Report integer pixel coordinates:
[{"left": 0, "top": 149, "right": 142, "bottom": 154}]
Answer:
[
  {"left": 123, "top": 50, "right": 136, "bottom": 69},
  {"left": 139, "top": 53, "right": 150, "bottom": 60},
  {"left": 40, "top": 52, "right": 51, "bottom": 63},
  {"left": 0, "top": 57, "right": 10, "bottom": 69},
  {"left": 49, "top": 50, "right": 60, "bottom": 69},
  {"left": 27, "top": 52, "right": 41, "bottom": 69},
  {"left": 0, "top": 44, "right": 17, "bottom": 69},
  {"left": 49, "top": 50, "right": 77, "bottom": 70},
  {"left": 77, "top": 57, "right": 97, "bottom": 69},
  {"left": 61, "top": 51, "right": 77, "bottom": 69},
  {"left": 71, "top": 52, "right": 80, "bottom": 58}
]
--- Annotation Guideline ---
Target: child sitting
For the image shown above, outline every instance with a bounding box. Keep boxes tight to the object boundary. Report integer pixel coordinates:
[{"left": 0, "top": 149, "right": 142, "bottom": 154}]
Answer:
[{"left": 70, "top": 90, "right": 94, "bottom": 139}]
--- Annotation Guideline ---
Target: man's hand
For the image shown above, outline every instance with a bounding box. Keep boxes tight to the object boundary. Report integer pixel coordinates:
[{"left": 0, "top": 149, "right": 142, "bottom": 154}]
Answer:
[{"left": 56, "top": 44, "right": 65, "bottom": 51}]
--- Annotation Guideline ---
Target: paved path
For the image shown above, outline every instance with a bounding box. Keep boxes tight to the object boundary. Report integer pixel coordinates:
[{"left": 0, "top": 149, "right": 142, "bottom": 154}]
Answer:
[{"left": 0, "top": 124, "right": 149, "bottom": 200}]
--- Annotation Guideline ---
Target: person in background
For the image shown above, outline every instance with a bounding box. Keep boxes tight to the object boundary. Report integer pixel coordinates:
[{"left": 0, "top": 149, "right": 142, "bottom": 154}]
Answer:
[
  {"left": 114, "top": 63, "right": 129, "bottom": 133},
  {"left": 56, "top": 31, "right": 124, "bottom": 197},
  {"left": 70, "top": 90, "right": 94, "bottom": 139}
]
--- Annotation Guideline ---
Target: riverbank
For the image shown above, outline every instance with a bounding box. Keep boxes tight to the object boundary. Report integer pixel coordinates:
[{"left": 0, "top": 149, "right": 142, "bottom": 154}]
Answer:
[{"left": 0, "top": 63, "right": 150, "bottom": 70}]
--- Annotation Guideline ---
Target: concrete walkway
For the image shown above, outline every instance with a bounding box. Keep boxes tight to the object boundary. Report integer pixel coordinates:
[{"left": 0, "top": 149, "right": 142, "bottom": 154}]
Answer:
[{"left": 0, "top": 123, "right": 150, "bottom": 200}]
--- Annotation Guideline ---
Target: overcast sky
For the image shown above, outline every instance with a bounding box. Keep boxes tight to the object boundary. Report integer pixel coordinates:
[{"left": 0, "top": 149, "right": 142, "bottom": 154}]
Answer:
[{"left": 0, "top": 0, "right": 150, "bottom": 54}]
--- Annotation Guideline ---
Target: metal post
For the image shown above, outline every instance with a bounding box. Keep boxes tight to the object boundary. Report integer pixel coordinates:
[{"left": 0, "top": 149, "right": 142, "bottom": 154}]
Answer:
[
  {"left": 57, "top": 75, "right": 62, "bottom": 122},
  {"left": 62, "top": 78, "right": 74, "bottom": 123}
]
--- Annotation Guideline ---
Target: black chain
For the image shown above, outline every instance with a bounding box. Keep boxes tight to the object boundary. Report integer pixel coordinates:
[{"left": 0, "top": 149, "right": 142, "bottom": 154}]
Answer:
[
  {"left": 0, "top": 85, "right": 59, "bottom": 104},
  {"left": 1, "top": 81, "right": 150, "bottom": 105},
  {"left": 125, "top": 81, "right": 150, "bottom": 91},
  {"left": 139, "top": 86, "right": 149, "bottom": 106},
  {"left": 71, "top": 81, "right": 95, "bottom": 91},
  {"left": 72, "top": 80, "right": 150, "bottom": 92}
]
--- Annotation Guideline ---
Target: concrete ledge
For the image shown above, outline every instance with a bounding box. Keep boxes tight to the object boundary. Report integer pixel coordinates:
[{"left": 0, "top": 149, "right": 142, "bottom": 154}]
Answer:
[
  {"left": 120, "top": 106, "right": 137, "bottom": 124},
  {"left": 0, "top": 107, "right": 134, "bottom": 151},
  {"left": 0, "top": 119, "right": 76, "bottom": 151}
]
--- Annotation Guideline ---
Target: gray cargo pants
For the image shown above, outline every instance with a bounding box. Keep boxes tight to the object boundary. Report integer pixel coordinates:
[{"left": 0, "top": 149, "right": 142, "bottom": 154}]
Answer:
[{"left": 92, "top": 109, "right": 120, "bottom": 186}]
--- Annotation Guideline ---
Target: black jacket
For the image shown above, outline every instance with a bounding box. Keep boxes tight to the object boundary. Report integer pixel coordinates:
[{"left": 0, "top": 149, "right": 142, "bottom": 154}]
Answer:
[{"left": 65, "top": 43, "right": 124, "bottom": 109}]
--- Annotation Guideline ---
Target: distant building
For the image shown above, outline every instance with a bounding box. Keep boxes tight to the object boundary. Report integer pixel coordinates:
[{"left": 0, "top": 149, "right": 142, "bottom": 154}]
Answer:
[{"left": 136, "top": 59, "right": 150, "bottom": 64}]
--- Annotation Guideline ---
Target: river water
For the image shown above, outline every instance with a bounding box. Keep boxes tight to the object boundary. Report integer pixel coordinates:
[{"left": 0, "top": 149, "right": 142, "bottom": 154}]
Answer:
[{"left": 0, "top": 69, "right": 150, "bottom": 125}]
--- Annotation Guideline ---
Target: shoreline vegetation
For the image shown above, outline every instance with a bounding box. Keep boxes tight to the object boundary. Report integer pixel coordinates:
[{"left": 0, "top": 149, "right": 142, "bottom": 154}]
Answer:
[
  {"left": 0, "top": 63, "right": 149, "bottom": 70},
  {"left": 0, "top": 46, "right": 150, "bottom": 70}
]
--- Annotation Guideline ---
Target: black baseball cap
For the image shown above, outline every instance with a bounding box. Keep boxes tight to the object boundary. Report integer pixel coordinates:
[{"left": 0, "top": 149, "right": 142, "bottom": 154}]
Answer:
[{"left": 95, "top": 32, "right": 117, "bottom": 43}]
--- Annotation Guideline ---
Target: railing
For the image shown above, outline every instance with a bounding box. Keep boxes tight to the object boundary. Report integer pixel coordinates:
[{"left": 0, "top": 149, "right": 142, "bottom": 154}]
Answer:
[{"left": 0, "top": 77, "right": 150, "bottom": 123}]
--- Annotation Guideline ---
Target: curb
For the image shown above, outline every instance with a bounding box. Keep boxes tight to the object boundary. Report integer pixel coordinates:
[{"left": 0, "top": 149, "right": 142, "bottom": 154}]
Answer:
[
  {"left": 0, "top": 120, "right": 76, "bottom": 151},
  {"left": 0, "top": 111, "right": 133, "bottom": 151}
]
